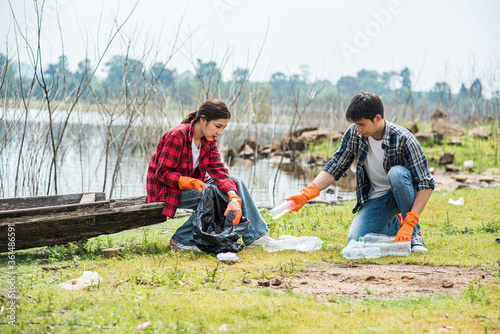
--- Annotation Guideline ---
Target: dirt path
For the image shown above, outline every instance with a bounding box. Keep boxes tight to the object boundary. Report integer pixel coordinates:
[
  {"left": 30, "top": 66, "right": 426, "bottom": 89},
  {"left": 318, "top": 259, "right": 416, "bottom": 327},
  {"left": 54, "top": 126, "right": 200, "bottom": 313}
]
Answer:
[{"left": 251, "top": 263, "right": 491, "bottom": 301}]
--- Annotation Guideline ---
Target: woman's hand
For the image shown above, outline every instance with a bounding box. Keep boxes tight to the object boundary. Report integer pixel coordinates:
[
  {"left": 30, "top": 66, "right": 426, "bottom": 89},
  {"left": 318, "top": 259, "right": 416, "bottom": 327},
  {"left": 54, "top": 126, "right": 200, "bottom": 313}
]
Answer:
[
  {"left": 224, "top": 194, "right": 242, "bottom": 225},
  {"left": 178, "top": 176, "right": 207, "bottom": 193}
]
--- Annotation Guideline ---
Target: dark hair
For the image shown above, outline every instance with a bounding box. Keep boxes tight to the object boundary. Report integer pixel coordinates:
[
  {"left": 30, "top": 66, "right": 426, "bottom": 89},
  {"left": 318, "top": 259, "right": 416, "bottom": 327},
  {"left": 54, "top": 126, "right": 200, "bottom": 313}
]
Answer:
[
  {"left": 181, "top": 99, "right": 231, "bottom": 124},
  {"left": 345, "top": 92, "right": 384, "bottom": 122}
]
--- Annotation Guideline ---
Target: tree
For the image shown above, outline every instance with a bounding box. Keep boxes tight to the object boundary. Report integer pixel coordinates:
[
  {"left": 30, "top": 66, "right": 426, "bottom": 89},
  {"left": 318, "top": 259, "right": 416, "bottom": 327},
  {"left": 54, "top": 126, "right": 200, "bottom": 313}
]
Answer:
[
  {"left": 337, "top": 76, "right": 359, "bottom": 97},
  {"left": 232, "top": 68, "right": 249, "bottom": 85},
  {"left": 470, "top": 79, "right": 482, "bottom": 100},
  {"left": 269, "top": 71, "right": 287, "bottom": 91},
  {"left": 429, "top": 82, "right": 451, "bottom": 107},
  {"left": 400, "top": 67, "right": 411, "bottom": 90}
]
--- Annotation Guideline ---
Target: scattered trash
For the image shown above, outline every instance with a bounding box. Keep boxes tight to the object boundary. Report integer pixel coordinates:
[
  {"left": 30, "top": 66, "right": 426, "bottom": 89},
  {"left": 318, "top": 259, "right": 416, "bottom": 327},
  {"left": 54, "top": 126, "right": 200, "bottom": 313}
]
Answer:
[
  {"left": 262, "top": 235, "right": 325, "bottom": 252},
  {"left": 496, "top": 238, "right": 500, "bottom": 243},
  {"left": 448, "top": 197, "right": 465, "bottom": 205},
  {"left": 137, "top": 321, "right": 151, "bottom": 332},
  {"left": 59, "top": 271, "right": 102, "bottom": 291},
  {"left": 268, "top": 200, "right": 295, "bottom": 219},
  {"left": 463, "top": 160, "right": 473, "bottom": 170},
  {"left": 341, "top": 234, "right": 411, "bottom": 259},
  {"left": 217, "top": 252, "right": 238, "bottom": 261},
  {"left": 218, "top": 324, "right": 228, "bottom": 332},
  {"left": 438, "top": 326, "right": 455, "bottom": 331}
]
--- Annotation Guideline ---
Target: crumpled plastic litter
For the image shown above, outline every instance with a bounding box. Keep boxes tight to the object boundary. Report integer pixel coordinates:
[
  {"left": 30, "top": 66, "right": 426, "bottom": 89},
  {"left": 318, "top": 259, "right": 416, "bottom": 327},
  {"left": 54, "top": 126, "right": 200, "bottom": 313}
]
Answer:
[
  {"left": 216, "top": 252, "right": 238, "bottom": 261},
  {"left": 59, "top": 271, "right": 103, "bottom": 290},
  {"left": 448, "top": 197, "right": 464, "bottom": 205}
]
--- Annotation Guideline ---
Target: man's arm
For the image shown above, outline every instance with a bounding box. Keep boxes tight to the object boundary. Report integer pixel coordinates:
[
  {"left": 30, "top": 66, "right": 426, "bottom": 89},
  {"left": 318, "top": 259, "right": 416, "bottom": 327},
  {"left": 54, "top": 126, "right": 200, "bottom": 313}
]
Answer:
[
  {"left": 311, "top": 171, "right": 336, "bottom": 191},
  {"left": 409, "top": 188, "right": 433, "bottom": 216}
]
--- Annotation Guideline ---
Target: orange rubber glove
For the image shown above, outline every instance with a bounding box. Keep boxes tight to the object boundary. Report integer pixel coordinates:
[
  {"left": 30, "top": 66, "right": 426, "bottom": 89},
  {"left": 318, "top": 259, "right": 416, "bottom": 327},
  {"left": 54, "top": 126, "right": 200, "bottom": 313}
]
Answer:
[
  {"left": 286, "top": 183, "right": 320, "bottom": 212},
  {"left": 224, "top": 194, "right": 242, "bottom": 225},
  {"left": 178, "top": 176, "right": 207, "bottom": 193},
  {"left": 394, "top": 212, "right": 419, "bottom": 241}
]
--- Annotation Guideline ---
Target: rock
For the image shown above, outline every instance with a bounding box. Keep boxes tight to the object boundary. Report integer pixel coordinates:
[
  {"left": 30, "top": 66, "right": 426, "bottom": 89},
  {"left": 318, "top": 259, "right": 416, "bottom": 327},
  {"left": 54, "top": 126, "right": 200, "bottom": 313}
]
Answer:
[
  {"left": 360, "top": 275, "right": 376, "bottom": 281},
  {"left": 101, "top": 247, "right": 122, "bottom": 258},
  {"left": 258, "top": 145, "right": 274, "bottom": 158},
  {"left": 240, "top": 137, "right": 259, "bottom": 150},
  {"left": 291, "top": 127, "right": 318, "bottom": 137},
  {"left": 298, "top": 129, "right": 329, "bottom": 144},
  {"left": 239, "top": 144, "right": 255, "bottom": 158},
  {"left": 271, "top": 277, "right": 283, "bottom": 286},
  {"left": 298, "top": 153, "right": 317, "bottom": 164},
  {"left": 442, "top": 281, "right": 454, "bottom": 288},
  {"left": 281, "top": 136, "right": 307, "bottom": 151},
  {"left": 226, "top": 148, "right": 238, "bottom": 160},
  {"left": 414, "top": 129, "right": 433, "bottom": 144},
  {"left": 467, "top": 126, "right": 489, "bottom": 139},
  {"left": 431, "top": 108, "right": 448, "bottom": 121},
  {"left": 37, "top": 259, "right": 50, "bottom": 264},
  {"left": 329, "top": 131, "right": 344, "bottom": 141},
  {"left": 271, "top": 140, "right": 282, "bottom": 153},
  {"left": 479, "top": 176, "right": 495, "bottom": 183},
  {"left": 445, "top": 165, "right": 460, "bottom": 173},
  {"left": 405, "top": 122, "right": 419, "bottom": 134},
  {"left": 482, "top": 168, "right": 500, "bottom": 176},
  {"left": 432, "top": 118, "right": 464, "bottom": 136},
  {"left": 0, "top": 289, "right": 19, "bottom": 300},
  {"left": 258, "top": 278, "right": 270, "bottom": 287},
  {"left": 439, "top": 152, "right": 454, "bottom": 165},
  {"left": 242, "top": 278, "right": 251, "bottom": 284},
  {"left": 448, "top": 138, "right": 462, "bottom": 146},
  {"left": 453, "top": 175, "right": 468, "bottom": 182}
]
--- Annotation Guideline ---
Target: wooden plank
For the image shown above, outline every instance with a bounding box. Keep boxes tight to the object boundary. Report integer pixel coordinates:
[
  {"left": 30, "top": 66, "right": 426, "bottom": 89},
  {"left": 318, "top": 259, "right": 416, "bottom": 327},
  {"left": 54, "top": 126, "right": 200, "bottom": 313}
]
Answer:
[
  {"left": 0, "top": 201, "right": 111, "bottom": 220},
  {"left": 80, "top": 193, "right": 96, "bottom": 204},
  {"left": 0, "top": 202, "right": 166, "bottom": 252},
  {"left": 0, "top": 192, "right": 106, "bottom": 211}
]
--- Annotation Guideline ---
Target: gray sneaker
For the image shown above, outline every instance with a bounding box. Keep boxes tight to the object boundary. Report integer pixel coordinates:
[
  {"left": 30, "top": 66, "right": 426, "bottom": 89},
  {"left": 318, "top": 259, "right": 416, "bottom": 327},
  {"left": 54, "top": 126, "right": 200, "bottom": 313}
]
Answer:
[
  {"left": 171, "top": 243, "right": 202, "bottom": 252},
  {"left": 411, "top": 233, "right": 428, "bottom": 252}
]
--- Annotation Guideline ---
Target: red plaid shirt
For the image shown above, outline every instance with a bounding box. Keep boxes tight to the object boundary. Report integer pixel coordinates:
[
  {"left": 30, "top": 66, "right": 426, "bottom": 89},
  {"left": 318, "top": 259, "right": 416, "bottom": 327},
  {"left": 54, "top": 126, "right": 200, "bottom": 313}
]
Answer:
[{"left": 146, "top": 120, "right": 238, "bottom": 218}]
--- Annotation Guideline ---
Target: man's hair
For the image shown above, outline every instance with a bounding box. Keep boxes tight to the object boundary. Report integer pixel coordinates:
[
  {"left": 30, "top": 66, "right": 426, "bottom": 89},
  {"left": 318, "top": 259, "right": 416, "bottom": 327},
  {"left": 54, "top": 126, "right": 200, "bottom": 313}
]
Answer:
[{"left": 345, "top": 92, "right": 384, "bottom": 122}]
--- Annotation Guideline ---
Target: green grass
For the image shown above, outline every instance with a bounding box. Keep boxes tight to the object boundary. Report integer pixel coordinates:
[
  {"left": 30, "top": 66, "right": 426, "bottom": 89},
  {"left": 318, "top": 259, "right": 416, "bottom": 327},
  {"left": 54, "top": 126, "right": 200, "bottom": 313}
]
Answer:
[{"left": 1, "top": 188, "right": 500, "bottom": 333}]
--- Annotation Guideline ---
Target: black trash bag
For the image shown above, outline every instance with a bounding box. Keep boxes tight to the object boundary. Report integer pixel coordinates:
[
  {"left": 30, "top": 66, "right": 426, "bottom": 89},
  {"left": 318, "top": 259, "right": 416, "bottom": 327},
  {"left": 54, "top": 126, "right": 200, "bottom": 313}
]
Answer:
[{"left": 193, "top": 185, "right": 249, "bottom": 254}]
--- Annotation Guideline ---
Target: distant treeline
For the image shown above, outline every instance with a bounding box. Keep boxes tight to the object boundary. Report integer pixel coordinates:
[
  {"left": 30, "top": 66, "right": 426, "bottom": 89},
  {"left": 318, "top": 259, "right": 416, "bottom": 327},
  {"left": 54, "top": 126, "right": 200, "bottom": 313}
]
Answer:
[{"left": 0, "top": 52, "right": 498, "bottom": 124}]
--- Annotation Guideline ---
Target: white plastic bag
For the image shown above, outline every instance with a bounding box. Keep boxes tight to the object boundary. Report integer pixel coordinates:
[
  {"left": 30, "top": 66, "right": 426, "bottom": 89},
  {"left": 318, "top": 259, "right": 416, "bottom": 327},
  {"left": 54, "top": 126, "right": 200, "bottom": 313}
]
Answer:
[
  {"left": 448, "top": 197, "right": 464, "bottom": 205},
  {"left": 59, "top": 271, "right": 103, "bottom": 290}
]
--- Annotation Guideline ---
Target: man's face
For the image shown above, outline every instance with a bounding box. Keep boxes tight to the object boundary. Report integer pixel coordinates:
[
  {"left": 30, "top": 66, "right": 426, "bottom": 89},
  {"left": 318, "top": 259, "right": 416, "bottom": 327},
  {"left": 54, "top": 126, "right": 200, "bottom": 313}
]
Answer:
[{"left": 353, "top": 117, "right": 380, "bottom": 138}]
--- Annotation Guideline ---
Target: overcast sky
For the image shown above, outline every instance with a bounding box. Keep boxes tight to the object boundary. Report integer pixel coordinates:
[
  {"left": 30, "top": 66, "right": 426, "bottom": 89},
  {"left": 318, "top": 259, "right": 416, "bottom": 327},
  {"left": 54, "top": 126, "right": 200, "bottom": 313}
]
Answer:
[{"left": 1, "top": 0, "right": 499, "bottom": 93}]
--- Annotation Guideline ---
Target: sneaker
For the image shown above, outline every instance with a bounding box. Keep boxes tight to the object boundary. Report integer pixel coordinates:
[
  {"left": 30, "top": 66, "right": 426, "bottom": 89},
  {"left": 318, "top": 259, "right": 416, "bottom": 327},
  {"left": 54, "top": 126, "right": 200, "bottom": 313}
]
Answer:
[
  {"left": 411, "top": 233, "right": 428, "bottom": 253},
  {"left": 170, "top": 240, "right": 202, "bottom": 252},
  {"left": 246, "top": 234, "right": 275, "bottom": 248}
]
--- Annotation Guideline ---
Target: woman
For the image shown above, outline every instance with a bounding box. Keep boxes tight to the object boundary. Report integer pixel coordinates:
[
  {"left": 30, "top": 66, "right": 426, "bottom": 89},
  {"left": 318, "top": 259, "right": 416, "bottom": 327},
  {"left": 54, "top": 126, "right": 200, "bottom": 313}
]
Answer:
[{"left": 146, "top": 99, "right": 274, "bottom": 251}]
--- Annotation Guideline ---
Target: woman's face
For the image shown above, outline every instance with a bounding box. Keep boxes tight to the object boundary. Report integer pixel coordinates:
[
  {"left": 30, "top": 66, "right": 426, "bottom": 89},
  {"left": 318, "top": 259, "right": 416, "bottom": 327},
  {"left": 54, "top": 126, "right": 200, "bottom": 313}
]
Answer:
[{"left": 200, "top": 118, "right": 229, "bottom": 141}]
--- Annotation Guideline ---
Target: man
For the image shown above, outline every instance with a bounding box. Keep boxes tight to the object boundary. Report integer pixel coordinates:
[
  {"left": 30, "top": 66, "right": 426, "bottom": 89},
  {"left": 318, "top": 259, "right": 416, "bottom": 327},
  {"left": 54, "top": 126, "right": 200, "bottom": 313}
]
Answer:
[{"left": 287, "top": 92, "right": 434, "bottom": 252}]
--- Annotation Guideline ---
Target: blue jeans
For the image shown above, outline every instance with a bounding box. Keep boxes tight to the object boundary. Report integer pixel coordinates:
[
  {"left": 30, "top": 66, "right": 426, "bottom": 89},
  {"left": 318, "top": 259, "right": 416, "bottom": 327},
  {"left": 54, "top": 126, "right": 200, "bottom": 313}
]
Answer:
[
  {"left": 171, "top": 176, "right": 269, "bottom": 246},
  {"left": 347, "top": 166, "right": 422, "bottom": 241}
]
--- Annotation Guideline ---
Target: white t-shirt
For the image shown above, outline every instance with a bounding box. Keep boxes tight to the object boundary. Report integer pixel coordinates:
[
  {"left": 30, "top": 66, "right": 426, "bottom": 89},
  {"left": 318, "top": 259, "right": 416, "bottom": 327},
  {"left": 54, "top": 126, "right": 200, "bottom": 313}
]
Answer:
[
  {"left": 192, "top": 140, "right": 201, "bottom": 170},
  {"left": 364, "top": 136, "right": 391, "bottom": 199}
]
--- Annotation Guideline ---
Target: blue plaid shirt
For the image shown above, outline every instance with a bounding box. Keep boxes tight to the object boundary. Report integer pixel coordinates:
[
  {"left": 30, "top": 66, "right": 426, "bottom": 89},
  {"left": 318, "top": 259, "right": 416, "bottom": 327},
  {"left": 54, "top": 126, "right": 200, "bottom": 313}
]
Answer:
[{"left": 323, "top": 121, "right": 435, "bottom": 213}]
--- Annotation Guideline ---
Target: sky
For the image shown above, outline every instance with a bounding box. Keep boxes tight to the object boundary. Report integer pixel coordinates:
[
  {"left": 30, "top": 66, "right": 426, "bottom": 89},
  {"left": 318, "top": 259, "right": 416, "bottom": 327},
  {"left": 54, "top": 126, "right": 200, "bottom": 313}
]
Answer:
[{"left": 1, "top": 0, "right": 499, "bottom": 93}]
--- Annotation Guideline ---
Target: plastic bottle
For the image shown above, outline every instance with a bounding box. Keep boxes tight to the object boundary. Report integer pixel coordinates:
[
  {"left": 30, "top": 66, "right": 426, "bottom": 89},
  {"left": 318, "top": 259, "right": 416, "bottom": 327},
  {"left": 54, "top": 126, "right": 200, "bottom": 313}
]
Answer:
[
  {"left": 359, "top": 233, "right": 395, "bottom": 243},
  {"left": 341, "top": 247, "right": 382, "bottom": 259},
  {"left": 262, "top": 235, "right": 325, "bottom": 252},
  {"left": 268, "top": 200, "right": 295, "bottom": 220},
  {"left": 225, "top": 198, "right": 239, "bottom": 226}
]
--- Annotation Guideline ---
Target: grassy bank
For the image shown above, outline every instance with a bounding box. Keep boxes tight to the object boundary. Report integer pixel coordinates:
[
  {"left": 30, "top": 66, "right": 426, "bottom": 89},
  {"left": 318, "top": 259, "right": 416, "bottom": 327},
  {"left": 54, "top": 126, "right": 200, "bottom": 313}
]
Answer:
[{"left": 1, "top": 187, "right": 499, "bottom": 333}]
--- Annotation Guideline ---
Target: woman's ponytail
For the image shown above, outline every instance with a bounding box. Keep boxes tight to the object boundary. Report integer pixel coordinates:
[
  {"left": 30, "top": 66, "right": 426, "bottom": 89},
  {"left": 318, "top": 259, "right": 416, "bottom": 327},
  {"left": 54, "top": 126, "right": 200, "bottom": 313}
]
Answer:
[
  {"left": 181, "top": 111, "right": 197, "bottom": 124},
  {"left": 180, "top": 99, "right": 230, "bottom": 124}
]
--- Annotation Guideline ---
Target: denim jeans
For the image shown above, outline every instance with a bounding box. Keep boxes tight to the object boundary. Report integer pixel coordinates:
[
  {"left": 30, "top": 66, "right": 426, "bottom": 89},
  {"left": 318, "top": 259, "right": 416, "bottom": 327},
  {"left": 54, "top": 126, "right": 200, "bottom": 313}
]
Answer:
[
  {"left": 347, "top": 166, "right": 422, "bottom": 241},
  {"left": 171, "top": 176, "right": 269, "bottom": 246}
]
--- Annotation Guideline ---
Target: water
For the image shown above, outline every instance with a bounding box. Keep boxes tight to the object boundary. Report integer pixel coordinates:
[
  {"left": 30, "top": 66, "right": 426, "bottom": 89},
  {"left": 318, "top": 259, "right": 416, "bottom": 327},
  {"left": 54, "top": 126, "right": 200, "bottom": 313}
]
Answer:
[{"left": 0, "top": 107, "right": 355, "bottom": 205}]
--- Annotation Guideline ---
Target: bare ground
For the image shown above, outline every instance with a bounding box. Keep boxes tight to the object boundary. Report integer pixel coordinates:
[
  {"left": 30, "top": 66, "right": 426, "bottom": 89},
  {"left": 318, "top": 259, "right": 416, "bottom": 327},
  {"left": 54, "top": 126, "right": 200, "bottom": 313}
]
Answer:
[{"left": 249, "top": 262, "right": 491, "bottom": 301}]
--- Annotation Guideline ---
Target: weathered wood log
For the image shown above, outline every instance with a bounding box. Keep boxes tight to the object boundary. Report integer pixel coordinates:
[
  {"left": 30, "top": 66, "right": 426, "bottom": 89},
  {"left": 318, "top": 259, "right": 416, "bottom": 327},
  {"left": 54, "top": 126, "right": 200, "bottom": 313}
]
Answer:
[
  {"left": 0, "top": 192, "right": 106, "bottom": 211},
  {"left": 0, "top": 194, "right": 166, "bottom": 253}
]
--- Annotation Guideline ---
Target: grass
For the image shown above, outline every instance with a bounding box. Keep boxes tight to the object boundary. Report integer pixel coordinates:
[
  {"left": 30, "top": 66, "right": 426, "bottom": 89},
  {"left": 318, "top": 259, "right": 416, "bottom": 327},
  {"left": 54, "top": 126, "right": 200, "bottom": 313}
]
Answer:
[{"left": 1, "top": 187, "right": 500, "bottom": 333}]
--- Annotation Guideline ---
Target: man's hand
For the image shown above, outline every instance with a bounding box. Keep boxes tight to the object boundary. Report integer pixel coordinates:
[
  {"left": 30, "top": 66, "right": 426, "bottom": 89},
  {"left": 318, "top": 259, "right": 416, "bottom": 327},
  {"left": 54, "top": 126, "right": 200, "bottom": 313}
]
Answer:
[
  {"left": 178, "top": 176, "right": 207, "bottom": 193},
  {"left": 394, "top": 212, "right": 419, "bottom": 241},
  {"left": 286, "top": 183, "right": 320, "bottom": 212},
  {"left": 224, "top": 194, "right": 242, "bottom": 225}
]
